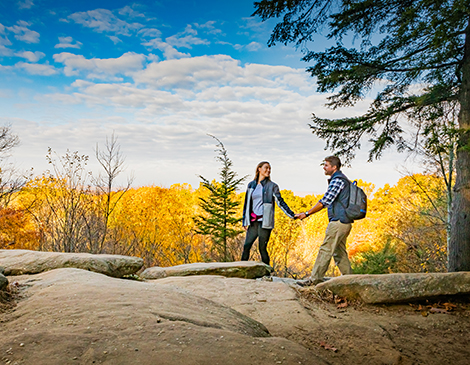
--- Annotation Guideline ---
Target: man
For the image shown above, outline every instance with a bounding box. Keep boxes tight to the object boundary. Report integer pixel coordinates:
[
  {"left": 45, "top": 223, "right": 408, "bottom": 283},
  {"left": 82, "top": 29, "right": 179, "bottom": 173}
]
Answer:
[{"left": 296, "top": 156, "right": 353, "bottom": 286}]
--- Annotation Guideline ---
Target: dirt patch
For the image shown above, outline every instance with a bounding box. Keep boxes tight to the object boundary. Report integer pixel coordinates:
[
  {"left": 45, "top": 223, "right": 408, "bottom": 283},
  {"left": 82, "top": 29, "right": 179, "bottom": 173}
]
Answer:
[{"left": 294, "top": 287, "right": 470, "bottom": 365}]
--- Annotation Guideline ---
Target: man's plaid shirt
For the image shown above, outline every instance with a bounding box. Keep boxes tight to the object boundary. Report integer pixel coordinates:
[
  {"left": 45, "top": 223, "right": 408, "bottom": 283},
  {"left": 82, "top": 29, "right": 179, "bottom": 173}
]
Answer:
[{"left": 319, "top": 178, "right": 345, "bottom": 207}]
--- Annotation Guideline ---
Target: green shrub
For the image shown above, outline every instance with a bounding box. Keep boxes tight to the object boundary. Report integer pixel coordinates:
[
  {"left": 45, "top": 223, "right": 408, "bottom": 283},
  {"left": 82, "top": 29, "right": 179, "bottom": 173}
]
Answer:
[{"left": 351, "top": 242, "right": 397, "bottom": 274}]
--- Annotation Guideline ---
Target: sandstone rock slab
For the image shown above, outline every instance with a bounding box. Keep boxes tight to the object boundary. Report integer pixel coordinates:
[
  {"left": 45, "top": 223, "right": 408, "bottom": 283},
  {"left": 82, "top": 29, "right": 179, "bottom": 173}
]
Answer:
[
  {"left": 150, "top": 275, "right": 405, "bottom": 364},
  {"left": 315, "top": 272, "right": 470, "bottom": 304},
  {"left": 0, "top": 249, "right": 143, "bottom": 278},
  {"left": 141, "top": 261, "right": 273, "bottom": 280},
  {"left": 154, "top": 275, "right": 319, "bottom": 338},
  {"left": 0, "top": 268, "right": 323, "bottom": 365}
]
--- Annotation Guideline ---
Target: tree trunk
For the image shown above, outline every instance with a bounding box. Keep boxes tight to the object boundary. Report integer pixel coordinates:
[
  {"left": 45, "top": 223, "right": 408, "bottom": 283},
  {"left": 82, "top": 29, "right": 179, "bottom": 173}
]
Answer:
[
  {"left": 446, "top": 146, "right": 454, "bottom": 257},
  {"left": 449, "top": 20, "right": 470, "bottom": 271}
]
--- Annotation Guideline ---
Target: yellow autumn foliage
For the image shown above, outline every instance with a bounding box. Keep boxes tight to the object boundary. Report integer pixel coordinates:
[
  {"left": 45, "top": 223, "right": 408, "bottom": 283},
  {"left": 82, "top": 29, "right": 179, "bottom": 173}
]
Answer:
[{"left": 2, "top": 173, "right": 449, "bottom": 276}]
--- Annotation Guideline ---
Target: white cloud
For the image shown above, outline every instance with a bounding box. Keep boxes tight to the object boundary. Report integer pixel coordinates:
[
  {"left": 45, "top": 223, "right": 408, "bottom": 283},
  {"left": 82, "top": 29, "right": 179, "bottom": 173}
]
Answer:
[
  {"left": 246, "top": 42, "right": 262, "bottom": 52},
  {"left": 132, "top": 55, "right": 240, "bottom": 88},
  {"left": 25, "top": 126, "right": 403, "bottom": 194},
  {"left": 141, "top": 24, "right": 209, "bottom": 59},
  {"left": 54, "top": 36, "right": 82, "bottom": 49},
  {"left": 195, "top": 21, "right": 216, "bottom": 28},
  {"left": 166, "top": 34, "right": 209, "bottom": 49},
  {"left": 118, "top": 5, "right": 145, "bottom": 18},
  {"left": 7, "top": 20, "right": 40, "bottom": 43},
  {"left": 194, "top": 21, "right": 223, "bottom": 35},
  {"left": 108, "top": 35, "right": 122, "bottom": 44},
  {"left": 240, "top": 17, "right": 268, "bottom": 34},
  {"left": 53, "top": 52, "right": 146, "bottom": 79},
  {"left": 216, "top": 40, "right": 263, "bottom": 52},
  {"left": 63, "top": 80, "right": 185, "bottom": 110},
  {"left": 142, "top": 38, "right": 190, "bottom": 60},
  {"left": 0, "top": 46, "right": 12, "bottom": 56},
  {"left": 17, "top": 0, "right": 34, "bottom": 9},
  {"left": 15, "top": 50, "right": 44, "bottom": 62},
  {"left": 166, "top": 25, "right": 209, "bottom": 49},
  {"left": 0, "top": 24, "right": 12, "bottom": 55},
  {"left": 15, "top": 62, "right": 58, "bottom": 75},
  {"left": 162, "top": 46, "right": 190, "bottom": 60},
  {"left": 46, "top": 56, "right": 318, "bottom": 124},
  {"left": 131, "top": 55, "right": 307, "bottom": 92},
  {"left": 0, "top": 65, "right": 13, "bottom": 72},
  {"left": 138, "top": 28, "right": 161, "bottom": 38},
  {"left": 216, "top": 40, "right": 242, "bottom": 49},
  {"left": 43, "top": 56, "right": 316, "bottom": 111},
  {"left": 68, "top": 9, "right": 143, "bottom": 36},
  {"left": 146, "top": 53, "right": 159, "bottom": 62},
  {"left": 9, "top": 55, "right": 407, "bottom": 193}
]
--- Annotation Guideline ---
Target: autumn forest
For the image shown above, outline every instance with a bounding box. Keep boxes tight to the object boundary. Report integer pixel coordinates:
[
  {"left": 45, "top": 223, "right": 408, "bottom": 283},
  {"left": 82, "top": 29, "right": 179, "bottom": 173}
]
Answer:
[{"left": 0, "top": 128, "right": 449, "bottom": 278}]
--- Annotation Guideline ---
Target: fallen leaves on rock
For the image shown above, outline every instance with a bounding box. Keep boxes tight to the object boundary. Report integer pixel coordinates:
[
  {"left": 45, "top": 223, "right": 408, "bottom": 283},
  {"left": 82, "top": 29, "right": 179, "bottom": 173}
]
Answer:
[
  {"left": 319, "top": 341, "right": 338, "bottom": 352},
  {"left": 335, "top": 296, "right": 348, "bottom": 309},
  {"left": 336, "top": 301, "right": 348, "bottom": 309},
  {"left": 443, "top": 302, "right": 457, "bottom": 311},
  {"left": 413, "top": 301, "right": 462, "bottom": 316}
]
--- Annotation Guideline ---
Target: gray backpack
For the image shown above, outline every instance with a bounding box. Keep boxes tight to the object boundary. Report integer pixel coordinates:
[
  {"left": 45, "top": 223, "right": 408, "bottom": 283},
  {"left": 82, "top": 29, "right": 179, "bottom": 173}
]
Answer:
[
  {"left": 339, "top": 178, "right": 367, "bottom": 221},
  {"left": 346, "top": 180, "right": 367, "bottom": 220}
]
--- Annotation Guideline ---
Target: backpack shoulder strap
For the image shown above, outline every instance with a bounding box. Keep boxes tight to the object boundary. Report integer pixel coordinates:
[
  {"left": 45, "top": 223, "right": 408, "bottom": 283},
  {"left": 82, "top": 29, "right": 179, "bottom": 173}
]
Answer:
[{"left": 332, "top": 176, "right": 350, "bottom": 210}]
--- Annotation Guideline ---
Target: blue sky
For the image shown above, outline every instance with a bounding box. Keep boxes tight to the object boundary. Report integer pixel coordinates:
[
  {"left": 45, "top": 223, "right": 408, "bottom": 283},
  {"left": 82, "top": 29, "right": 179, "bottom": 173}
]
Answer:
[{"left": 0, "top": 0, "right": 412, "bottom": 194}]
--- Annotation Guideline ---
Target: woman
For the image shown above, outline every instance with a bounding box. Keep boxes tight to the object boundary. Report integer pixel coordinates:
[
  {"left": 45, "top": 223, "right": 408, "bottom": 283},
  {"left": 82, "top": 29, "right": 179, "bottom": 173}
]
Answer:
[{"left": 241, "top": 161, "right": 296, "bottom": 266}]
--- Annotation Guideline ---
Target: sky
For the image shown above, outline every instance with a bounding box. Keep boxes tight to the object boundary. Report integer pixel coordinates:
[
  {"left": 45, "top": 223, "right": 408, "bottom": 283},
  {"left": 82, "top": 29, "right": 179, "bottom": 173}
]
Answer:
[{"left": 0, "top": 0, "right": 418, "bottom": 195}]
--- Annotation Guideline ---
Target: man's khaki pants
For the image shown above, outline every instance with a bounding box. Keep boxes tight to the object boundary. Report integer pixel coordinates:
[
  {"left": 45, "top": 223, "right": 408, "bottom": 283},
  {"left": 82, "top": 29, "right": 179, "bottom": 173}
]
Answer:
[{"left": 311, "top": 220, "right": 352, "bottom": 281}]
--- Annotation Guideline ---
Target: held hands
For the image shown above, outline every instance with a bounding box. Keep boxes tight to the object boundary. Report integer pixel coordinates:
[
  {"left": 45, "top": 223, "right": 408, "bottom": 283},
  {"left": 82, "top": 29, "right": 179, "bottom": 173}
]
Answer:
[
  {"left": 294, "top": 212, "right": 307, "bottom": 220},
  {"left": 295, "top": 204, "right": 321, "bottom": 220}
]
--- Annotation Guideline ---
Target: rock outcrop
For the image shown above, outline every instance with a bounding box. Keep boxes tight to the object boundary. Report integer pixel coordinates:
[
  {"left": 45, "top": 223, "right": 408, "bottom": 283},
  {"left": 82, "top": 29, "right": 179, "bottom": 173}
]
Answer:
[
  {"left": 315, "top": 272, "right": 470, "bottom": 304},
  {"left": 155, "top": 275, "right": 325, "bottom": 338},
  {"left": 141, "top": 261, "right": 273, "bottom": 280},
  {"left": 3, "top": 269, "right": 470, "bottom": 364},
  {"left": 0, "top": 249, "right": 143, "bottom": 278},
  {"left": 0, "top": 268, "right": 322, "bottom": 365}
]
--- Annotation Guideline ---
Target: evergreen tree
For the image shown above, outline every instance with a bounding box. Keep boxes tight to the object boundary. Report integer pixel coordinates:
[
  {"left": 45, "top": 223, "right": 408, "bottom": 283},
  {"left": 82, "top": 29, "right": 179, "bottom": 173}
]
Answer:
[
  {"left": 195, "top": 136, "right": 247, "bottom": 262},
  {"left": 253, "top": 0, "right": 470, "bottom": 271}
]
